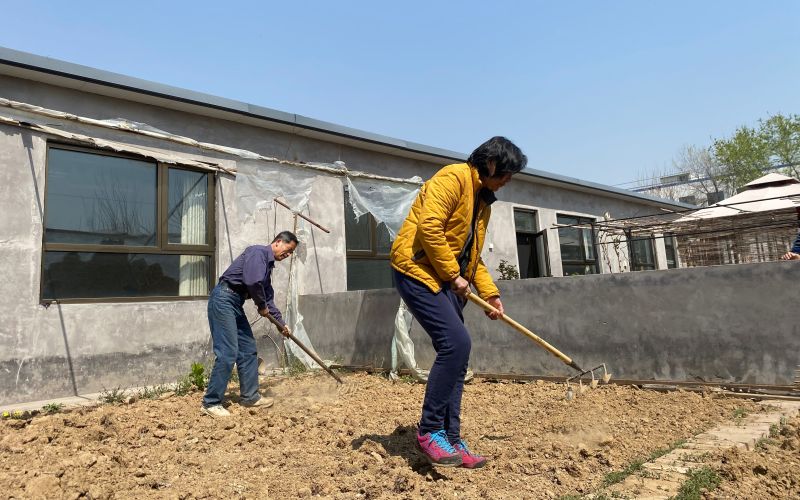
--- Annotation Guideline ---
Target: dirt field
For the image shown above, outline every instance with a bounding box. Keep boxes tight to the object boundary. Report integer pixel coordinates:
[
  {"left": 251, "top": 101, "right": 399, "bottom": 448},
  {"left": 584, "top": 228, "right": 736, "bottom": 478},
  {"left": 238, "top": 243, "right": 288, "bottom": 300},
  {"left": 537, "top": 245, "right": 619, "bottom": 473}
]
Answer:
[
  {"left": 712, "top": 413, "right": 800, "bottom": 499},
  {"left": 0, "top": 372, "right": 784, "bottom": 499}
]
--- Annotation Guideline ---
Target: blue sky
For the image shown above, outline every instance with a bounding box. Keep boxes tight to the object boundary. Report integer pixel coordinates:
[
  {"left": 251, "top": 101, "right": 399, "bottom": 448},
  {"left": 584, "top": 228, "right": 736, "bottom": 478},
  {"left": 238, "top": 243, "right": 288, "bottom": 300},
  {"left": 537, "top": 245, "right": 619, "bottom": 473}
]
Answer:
[{"left": 2, "top": 1, "right": 798, "bottom": 187}]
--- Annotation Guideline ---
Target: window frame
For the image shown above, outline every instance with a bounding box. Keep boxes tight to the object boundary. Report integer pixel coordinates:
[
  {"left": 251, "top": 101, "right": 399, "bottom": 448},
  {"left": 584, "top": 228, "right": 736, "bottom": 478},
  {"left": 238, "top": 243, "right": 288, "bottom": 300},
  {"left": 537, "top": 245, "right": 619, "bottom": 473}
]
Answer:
[
  {"left": 343, "top": 186, "right": 393, "bottom": 290},
  {"left": 556, "top": 213, "right": 599, "bottom": 275},
  {"left": 40, "top": 142, "right": 216, "bottom": 303},
  {"left": 513, "top": 208, "right": 550, "bottom": 278},
  {"left": 628, "top": 232, "right": 657, "bottom": 271},
  {"left": 663, "top": 232, "right": 678, "bottom": 269}
]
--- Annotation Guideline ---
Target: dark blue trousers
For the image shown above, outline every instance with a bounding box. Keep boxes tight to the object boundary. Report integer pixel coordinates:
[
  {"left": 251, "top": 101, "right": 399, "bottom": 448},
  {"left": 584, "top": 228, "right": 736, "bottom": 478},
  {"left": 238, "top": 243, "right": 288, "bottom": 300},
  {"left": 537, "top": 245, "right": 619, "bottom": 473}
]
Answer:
[{"left": 394, "top": 269, "right": 470, "bottom": 443}]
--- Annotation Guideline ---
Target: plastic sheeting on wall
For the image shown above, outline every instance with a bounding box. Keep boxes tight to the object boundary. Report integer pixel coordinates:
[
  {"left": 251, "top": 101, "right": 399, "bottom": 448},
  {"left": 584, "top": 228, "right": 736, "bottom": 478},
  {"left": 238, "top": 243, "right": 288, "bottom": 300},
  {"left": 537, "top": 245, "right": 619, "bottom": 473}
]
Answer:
[
  {"left": 390, "top": 300, "right": 429, "bottom": 382},
  {"left": 235, "top": 160, "right": 424, "bottom": 370},
  {"left": 345, "top": 175, "right": 422, "bottom": 238}
]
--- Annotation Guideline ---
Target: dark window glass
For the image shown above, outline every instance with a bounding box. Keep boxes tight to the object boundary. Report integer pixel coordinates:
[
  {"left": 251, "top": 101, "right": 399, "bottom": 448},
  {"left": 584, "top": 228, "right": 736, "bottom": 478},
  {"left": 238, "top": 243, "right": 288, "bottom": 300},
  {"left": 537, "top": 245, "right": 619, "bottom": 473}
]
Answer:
[
  {"left": 344, "top": 187, "right": 395, "bottom": 290},
  {"left": 42, "top": 147, "right": 215, "bottom": 301},
  {"left": 346, "top": 259, "right": 394, "bottom": 290},
  {"left": 375, "top": 222, "right": 392, "bottom": 255},
  {"left": 42, "top": 252, "right": 210, "bottom": 299},
  {"left": 168, "top": 168, "right": 209, "bottom": 245},
  {"left": 630, "top": 236, "right": 657, "bottom": 271},
  {"left": 514, "top": 211, "right": 536, "bottom": 232},
  {"left": 563, "top": 264, "right": 596, "bottom": 276},
  {"left": 45, "top": 148, "right": 157, "bottom": 246},
  {"left": 664, "top": 233, "right": 678, "bottom": 269},
  {"left": 557, "top": 214, "right": 598, "bottom": 275},
  {"left": 344, "top": 189, "right": 372, "bottom": 252}
]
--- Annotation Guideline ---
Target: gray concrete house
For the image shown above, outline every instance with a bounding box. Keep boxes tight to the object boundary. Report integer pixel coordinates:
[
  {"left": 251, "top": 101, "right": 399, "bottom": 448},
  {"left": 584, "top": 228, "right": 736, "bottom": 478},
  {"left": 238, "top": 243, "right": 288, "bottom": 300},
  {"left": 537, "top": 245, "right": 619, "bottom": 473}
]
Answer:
[{"left": 1, "top": 47, "right": 700, "bottom": 406}]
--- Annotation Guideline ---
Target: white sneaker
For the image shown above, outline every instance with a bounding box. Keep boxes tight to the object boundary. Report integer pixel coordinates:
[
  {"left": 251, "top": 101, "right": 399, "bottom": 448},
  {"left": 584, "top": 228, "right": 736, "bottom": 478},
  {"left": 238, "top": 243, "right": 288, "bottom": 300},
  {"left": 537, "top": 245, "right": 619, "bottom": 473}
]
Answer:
[
  {"left": 201, "top": 405, "right": 231, "bottom": 418},
  {"left": 240, "top": 396, "right": 274, "bottom": 408}
]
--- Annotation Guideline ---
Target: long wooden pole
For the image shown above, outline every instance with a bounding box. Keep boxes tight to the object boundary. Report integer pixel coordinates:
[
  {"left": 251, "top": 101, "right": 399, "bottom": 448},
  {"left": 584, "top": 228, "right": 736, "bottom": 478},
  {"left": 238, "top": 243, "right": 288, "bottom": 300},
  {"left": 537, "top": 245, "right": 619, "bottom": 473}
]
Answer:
[
  {"left": 466, "top": 292, "right": 582, "bottom": 372},
  {"left": 262, "top": 312, "right": 344, "bottom": 384}
]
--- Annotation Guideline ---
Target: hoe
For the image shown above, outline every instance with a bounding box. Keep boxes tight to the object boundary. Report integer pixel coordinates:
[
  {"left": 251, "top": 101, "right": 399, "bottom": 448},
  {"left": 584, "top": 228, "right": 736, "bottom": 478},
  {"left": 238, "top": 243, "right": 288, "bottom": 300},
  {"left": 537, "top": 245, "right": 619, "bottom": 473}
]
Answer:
[{"left": 466, "top": 292, "right": 611, "bottom": 399}]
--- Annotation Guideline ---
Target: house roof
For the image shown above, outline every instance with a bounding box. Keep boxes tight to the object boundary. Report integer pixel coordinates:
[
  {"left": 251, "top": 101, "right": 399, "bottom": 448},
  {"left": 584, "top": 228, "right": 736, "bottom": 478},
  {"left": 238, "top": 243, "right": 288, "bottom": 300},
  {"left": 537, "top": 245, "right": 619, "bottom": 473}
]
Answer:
[
  {"left": 675, "top": 173, "right": 800, "bottom": 221},
  {"left": 0, "top": 45, "right": 689, "bottom": 209},
  {"left": 744, "top": 172, "right": 799, "bottom": 187}
]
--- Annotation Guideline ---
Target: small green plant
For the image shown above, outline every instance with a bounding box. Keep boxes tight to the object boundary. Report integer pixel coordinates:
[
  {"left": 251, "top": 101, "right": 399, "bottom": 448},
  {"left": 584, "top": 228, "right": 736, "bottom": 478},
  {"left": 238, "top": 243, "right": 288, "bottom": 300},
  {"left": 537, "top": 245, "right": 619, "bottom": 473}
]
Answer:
[
  {"left": 41, "top": 402, "right": 64, "bottom": 414},
  {"left": 732, "top": 407, "right": 748, "bottom": 420},
  {"left": 189, "top": 362, "right": 208, "bottom": 390},
  {"left": 174, "top": 376, "right": 194, "bottom": 396},
  {"left": 769, "top": 423, "right": 780, "bottom": 438},
  {"left": 99, "top": 387, "right": 127, "bottom": 404},
  {"left": 230, "top": 367, "right": 239, "bottom": 384},
  {"left": 497, "top": 259, "right": 520, "bottom": 280},
  {"left": 138, "top": 384, "right": 170, "bottom": 400},
  {"left": 755, "top": 437, "right": 777, "bottom": 451},
  {"left": 1, "top": 410, "right": 27, "bottom": 419},
  {"left": 674, "top": 467, "right": 721, "bottom": 500}
]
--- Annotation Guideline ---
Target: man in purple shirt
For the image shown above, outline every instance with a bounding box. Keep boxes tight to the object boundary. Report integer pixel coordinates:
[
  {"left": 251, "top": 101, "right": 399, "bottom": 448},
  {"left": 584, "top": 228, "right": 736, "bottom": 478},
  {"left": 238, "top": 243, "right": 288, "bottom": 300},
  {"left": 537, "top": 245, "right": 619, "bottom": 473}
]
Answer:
[{"left": 202, "top": 231, "right": 299, "bottom": 418}]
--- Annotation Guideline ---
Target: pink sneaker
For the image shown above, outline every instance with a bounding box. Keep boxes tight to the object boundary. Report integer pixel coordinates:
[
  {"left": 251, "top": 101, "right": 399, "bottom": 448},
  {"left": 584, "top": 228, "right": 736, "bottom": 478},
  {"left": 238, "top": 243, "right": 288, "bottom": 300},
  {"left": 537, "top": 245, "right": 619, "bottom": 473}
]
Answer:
[
  {"left": 417, "top": 430, "right": 463, "bottom": 467},
  {"left": 453, "top": 440, "right": 487, "bottom": 469}
]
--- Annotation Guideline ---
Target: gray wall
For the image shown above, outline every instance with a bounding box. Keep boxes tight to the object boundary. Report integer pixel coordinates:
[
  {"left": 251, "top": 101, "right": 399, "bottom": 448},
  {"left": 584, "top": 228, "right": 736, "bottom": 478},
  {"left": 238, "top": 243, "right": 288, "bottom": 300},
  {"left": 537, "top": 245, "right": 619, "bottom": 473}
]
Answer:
[{"left": 300, "top": 261, "right": 800, "bottom": 385}]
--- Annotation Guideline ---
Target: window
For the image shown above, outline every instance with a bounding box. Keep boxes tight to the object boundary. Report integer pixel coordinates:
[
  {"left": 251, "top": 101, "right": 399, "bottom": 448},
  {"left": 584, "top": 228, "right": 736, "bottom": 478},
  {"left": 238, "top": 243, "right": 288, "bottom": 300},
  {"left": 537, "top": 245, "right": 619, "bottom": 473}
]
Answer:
[
  {"left": 628, "top": 234, "right": 657, "bottom": 271},
  {"left": 514, "top": 209, "right": 549, "bottom": 278},
  {"left": 664, "top": 233, "right": 678, "bottom": 269},
  {"left": 41, "top": 145, "right": 215, "bottom": 301},
  {"left": 679, "top": 195, "right": 697, "bottom": 205},
  {"left": 344, "top": 187, "right": 393, "bottom": 290},
  {"left": 557, "top": 215, "right": 598, "bottom": 276}
]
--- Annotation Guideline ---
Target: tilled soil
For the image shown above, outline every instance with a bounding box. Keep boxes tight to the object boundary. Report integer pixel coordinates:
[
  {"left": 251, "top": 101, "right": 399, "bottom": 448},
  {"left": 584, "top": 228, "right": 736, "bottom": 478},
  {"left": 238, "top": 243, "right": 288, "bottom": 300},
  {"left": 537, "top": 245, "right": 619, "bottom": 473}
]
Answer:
[
  {"left": 0, "top": 373, "right": 761, "bottom": 499},
  {"left": 712, "top": 414, "right": 800, "bottom": 499}
]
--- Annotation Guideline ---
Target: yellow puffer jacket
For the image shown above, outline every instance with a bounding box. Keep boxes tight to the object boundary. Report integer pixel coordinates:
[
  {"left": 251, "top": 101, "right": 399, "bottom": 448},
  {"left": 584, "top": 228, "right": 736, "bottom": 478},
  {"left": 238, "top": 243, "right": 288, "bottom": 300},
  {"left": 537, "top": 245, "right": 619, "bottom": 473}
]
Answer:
[{"left": 390, "top": 163, "right": 500, "bottom": 300}]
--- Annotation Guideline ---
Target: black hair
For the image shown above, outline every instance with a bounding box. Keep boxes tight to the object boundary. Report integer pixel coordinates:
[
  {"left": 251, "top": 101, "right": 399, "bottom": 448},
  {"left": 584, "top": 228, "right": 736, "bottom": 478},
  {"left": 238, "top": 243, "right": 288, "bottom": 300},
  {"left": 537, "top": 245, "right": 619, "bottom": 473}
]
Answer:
[
  {"left": 272, "top": 231, "right": 299, "bottom": 245},
  {"left": 467, "top": 136, "right": 527, "bottom": 178}
]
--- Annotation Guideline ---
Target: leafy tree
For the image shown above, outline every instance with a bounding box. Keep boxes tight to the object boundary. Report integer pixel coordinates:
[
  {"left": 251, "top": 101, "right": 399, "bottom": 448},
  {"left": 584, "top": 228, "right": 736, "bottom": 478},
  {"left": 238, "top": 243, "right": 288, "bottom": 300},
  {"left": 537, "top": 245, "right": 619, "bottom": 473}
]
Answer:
[
  {"left": 760, "top": 113, "right": 800, "bottom": 178},
  {"left": 712, "top": 125, "right": 770, "bottom": 191}
]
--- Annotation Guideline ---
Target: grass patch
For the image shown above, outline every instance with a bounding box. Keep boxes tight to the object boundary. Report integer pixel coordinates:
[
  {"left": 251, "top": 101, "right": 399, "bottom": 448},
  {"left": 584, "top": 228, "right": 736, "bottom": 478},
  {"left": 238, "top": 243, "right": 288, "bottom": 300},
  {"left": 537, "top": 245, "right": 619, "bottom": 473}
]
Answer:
[
  {"left": 603, "top": 439, "right": 685, "bottom": 487},
  {"left": 674, "top": 467, "right": 720, "bottom": 500},
  {"left": 174, "top": 376, "right": 194, "bottom": 396},
  {"left": 41, "top": 402, "right": 64, "bottom": 414},
  {"left": 755, "top": 437, "right": 777, "bottom": 451},
  {"left": 138, "top": 384, "right": 171, "bottom": 400},
  {"left": 99, "top": 387, "right": 127, "bottom": 404},
  {"left": 603, "top": 459, "right": 646, "bottom": 486},
  {"left": 732, "top": 407, "right": 748, "bottom": 420}
]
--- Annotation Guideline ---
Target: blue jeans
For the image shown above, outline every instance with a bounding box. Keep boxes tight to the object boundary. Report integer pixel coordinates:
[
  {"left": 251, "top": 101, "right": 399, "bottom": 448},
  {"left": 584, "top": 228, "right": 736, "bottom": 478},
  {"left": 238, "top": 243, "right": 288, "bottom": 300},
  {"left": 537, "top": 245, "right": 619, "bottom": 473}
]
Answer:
[
  {"left": 202, "top": 283, "right": 260, "bottom": 407},
  {"left": 394, "top": 269, "right": 470, "bottom": 443}
]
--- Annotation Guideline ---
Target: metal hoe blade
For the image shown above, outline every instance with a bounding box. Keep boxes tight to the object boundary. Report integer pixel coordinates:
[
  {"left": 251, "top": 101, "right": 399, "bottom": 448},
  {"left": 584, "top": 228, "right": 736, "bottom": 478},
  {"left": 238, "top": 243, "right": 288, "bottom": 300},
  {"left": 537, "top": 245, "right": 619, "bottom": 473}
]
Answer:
[{"left": 565, "top": 363, "right": 612, "bottom": 399}]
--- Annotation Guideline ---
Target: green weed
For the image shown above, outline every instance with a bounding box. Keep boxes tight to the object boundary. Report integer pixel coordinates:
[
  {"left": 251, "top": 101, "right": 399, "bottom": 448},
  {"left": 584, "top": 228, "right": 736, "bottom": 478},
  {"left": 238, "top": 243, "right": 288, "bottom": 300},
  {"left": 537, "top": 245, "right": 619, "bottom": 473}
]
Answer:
[
  {"left": 732, "top": 407, "right": 748, "bottom": 419},
  {"left": 99, "top": 387, "right": 127, "bottom": 404},
  {"left": 674, "top": 467, "right": 720, "bottom": 500},
  {"left": 41, "top": 402, "right": 64, "bottom": 414},
  {"left": 602, "top": 439, "right": 685, "bottom": 487},
  {"left": 138, "top": 384, "right": 170, "bottom": 400}
]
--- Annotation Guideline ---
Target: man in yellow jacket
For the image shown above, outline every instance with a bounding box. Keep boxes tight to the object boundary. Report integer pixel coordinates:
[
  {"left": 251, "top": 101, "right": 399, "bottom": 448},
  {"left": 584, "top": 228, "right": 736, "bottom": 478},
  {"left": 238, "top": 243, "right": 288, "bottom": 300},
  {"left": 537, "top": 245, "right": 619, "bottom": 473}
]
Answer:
[{"left": 390, "top": 136, "right": 527, "bottom": 468}]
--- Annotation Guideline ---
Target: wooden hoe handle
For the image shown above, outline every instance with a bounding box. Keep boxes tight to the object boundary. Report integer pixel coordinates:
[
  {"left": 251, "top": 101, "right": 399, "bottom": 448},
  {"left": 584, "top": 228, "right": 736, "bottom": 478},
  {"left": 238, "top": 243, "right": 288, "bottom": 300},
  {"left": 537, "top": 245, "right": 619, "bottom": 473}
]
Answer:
[
  {"left": 263, "top": 313, "right": 344, "bottom": 384},
  {"left": 466, "top": 292, "right": 577, "bottom": 368}
]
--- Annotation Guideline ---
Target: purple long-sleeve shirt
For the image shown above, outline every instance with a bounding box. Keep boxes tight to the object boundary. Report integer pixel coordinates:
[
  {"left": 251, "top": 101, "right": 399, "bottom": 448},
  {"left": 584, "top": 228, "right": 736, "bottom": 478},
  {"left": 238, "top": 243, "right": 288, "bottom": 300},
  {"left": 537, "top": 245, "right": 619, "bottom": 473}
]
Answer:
[{"left": 220, "top": 245, "right": 284, "bottom": 326}]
